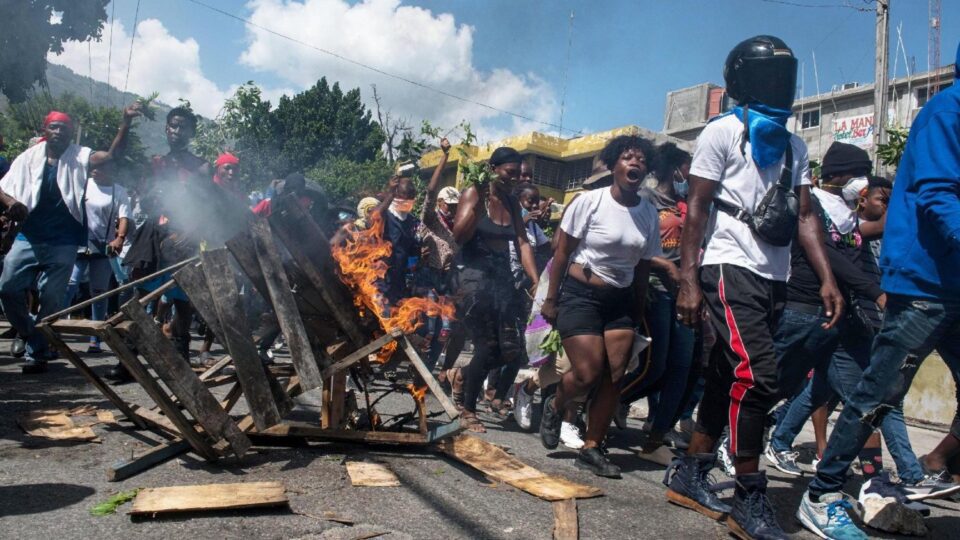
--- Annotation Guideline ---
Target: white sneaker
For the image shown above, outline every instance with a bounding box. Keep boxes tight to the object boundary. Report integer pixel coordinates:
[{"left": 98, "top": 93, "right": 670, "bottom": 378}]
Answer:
[
  {"left": 560, "top": 421, "right": 585, "bottom": 450},
  {"left": 512, "top": 383, "right": 534, "bottom": 431}
]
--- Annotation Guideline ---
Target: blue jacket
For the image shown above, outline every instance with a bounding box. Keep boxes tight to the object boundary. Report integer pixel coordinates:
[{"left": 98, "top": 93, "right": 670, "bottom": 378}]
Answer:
[{"left": 880, "top": 43, "right": 960, "bottom": 299}]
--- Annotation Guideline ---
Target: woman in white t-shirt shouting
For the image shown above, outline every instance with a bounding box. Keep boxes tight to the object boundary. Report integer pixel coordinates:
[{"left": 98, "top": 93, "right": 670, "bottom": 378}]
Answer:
[{"left": 539, "top": 135, "right": 662, "bottom": 477}]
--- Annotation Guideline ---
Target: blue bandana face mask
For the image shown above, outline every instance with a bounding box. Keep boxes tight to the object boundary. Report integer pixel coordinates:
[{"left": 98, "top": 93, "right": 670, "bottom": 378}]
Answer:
[
  {"left": 732, "top": 103, "right": 793, "bottom": 169},
  {"left": 673, "top": 169, "right": 689, "bottom": 199}
]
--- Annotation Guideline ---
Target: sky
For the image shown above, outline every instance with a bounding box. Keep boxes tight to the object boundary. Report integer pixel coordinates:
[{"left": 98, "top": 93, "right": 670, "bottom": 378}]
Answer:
[{"left": 49, "top": 0, "right": 960, "bottom": 143}]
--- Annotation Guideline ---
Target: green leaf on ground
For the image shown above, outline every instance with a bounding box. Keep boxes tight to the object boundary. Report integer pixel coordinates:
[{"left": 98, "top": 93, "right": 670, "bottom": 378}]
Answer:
[{"left": 90, "top": 489, "right": 140, "bottom": 516}]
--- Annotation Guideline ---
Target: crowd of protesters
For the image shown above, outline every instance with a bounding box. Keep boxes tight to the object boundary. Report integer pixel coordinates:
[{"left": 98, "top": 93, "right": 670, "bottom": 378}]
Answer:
[{"left": 2, "top": 32, "right": 960, "bottom": 540}]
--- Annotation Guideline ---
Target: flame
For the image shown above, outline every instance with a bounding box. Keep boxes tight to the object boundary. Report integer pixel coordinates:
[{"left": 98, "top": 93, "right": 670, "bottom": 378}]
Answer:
[
  {"left": 407, "top": 383, "right": 428, "bottom": 402},
  {"left": 331, "top": 211, "right": 457, "bottom": 362}
]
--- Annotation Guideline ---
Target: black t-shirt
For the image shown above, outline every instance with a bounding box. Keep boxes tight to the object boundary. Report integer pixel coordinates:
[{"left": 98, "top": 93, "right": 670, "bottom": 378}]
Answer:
[
  {"left": 786, "top": 197, "right": 883, "bottom": 306},
  {"left": 19, "top": 161, "right": 85, "bottom": 245}
]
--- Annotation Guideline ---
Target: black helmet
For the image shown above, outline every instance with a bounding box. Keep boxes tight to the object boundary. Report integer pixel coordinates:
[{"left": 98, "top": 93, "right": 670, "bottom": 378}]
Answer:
[{"left": 724, "top": 35, "right": 798, "bottom": 110}]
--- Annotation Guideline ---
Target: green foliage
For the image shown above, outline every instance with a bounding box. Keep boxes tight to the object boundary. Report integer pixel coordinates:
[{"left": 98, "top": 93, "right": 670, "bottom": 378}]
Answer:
[
  {"left": 273, "top": 78, "right": 384, "bottom": 175},
  {"left": 135, "top": 91, "right": 161, "bottom": 121},
  {"left": 877, "top": 125, "right": 909, "bottom": 169},
  {"left": 306, "top": 156, "right": 393, "bottom": 204},
  {"left": 455, "top": 122, "right": 493, "bottom": 187},
  {"left": 0, "top": 0, "right": 109, "bottom": 103},
  {"left": 396, "top": 120, "right": 444, "bottom": 165},
  {"left": 539, "top": 329, "right": 563, "bottom": 355},
  {"left": 1, "top": 91, "right": 148, "bottom": 184},
  {"left": 90, "top": 489, "right": 139, "bottom": 516},
  {"left": 194, "top": 80, "right": 387, "bottom": 194}
]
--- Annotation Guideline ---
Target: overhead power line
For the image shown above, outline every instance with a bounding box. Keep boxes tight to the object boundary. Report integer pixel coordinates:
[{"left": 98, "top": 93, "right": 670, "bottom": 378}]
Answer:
[
  {"left": 106, "top": 0, "right": 115, "bottom": 104},
  {"left": 123, "top": 0, "right": 142, "bottom": 94},
  {"left": 182, "top": 0, "right": 582, "bottom": 136}
]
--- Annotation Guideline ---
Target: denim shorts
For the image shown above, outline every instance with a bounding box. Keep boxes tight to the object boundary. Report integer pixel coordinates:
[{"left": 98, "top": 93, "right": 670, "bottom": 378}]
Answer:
[{"left": 555, "top": 276, "right": 636, "bottom": 338}]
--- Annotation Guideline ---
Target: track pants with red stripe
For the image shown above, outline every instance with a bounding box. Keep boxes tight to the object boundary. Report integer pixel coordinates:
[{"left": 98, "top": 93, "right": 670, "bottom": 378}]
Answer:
[{"left": 694, "top": 263, "right": 786, "bottom": 458}]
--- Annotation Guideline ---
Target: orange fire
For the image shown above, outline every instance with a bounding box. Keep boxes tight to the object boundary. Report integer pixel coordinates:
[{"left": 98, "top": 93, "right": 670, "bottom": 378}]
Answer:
[
  {"left": 406, "top": 383, "right": 428, "bottom": 402},
  {"left": 331, "top": 210, "right": 456, "bottom": 363}
]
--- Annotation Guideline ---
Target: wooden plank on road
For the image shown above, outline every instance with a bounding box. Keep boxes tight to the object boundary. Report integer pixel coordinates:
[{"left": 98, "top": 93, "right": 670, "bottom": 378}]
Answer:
[
  {"left": 435, "top": 434, "right": 603, "bottom": 501},
  {"left": 38, "top": 324, "right": 146, "bottom": 429},
  {"left": 130, "top": 482, "right": 288, "bottom": 515},
  {"left": 552, "top": 499, "right": 578, "bottom": 540},
  {"left": 108, "top": 439, "right": 191, "bottom": 482}
]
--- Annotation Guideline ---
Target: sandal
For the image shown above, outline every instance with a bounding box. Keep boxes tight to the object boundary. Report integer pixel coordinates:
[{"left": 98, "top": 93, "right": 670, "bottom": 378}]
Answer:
[{"left": 461, "top": 411, "right": 486, "bottom": 433}]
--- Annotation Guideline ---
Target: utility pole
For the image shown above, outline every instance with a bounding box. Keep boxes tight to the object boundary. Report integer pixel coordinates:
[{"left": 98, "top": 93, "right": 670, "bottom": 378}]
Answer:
[{"left": 873, "top": 0, "right": 890, "bottom": 173}]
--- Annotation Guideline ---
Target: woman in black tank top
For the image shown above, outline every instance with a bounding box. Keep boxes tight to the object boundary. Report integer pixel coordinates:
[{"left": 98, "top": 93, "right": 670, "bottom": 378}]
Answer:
[{"left": 451, "top": 147, "right": 539, "bottom": 432}]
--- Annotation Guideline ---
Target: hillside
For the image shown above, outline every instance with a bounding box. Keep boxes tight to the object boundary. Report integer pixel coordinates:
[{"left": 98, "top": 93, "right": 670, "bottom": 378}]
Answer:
[{"left": 1, "top": 64, "right": 177, "bottom": 156}]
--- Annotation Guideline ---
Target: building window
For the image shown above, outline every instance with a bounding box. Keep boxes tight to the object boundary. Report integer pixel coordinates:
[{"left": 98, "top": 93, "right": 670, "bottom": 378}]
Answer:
[
  {"left": 564, "top": 157, "right": 594, "bottom": 190},
  {"left": 529, "top": 156, "right": 595, "bottom": 191},
  {"left": 800, "top": 110, "right": 820, "bottom": 129},
  {"left": 917, "top": 83, "right": 952, "bottom": 107},
  {"left": 530, "top": 156, "right": 564, "bottom": 190}
]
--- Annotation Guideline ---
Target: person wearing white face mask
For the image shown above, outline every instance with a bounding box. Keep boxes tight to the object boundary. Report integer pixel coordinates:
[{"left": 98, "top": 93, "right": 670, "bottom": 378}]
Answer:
[{"left": 371, "top": 174, "right": 422, "bottom": 312}]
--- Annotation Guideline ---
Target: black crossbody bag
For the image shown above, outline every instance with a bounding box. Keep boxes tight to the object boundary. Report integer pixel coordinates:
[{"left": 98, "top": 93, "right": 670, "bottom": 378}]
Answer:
[{"left": 715, "top": 144, "right": 799, "bottom": 247}]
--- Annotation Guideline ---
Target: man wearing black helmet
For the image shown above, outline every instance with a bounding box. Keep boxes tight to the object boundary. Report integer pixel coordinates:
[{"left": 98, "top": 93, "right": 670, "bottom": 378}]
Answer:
[{"left": 664, "top": 36, "right": 843, "bottom": 540}]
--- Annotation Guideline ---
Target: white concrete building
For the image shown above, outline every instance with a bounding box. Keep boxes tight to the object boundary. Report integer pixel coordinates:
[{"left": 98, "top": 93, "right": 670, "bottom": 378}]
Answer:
[{"left": 663, "top": 65, "right": 956, "bottom": 165}]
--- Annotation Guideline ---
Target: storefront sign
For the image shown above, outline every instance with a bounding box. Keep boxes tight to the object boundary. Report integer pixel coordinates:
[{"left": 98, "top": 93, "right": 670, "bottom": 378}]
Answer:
[{"left": 832, "top": 113, "right": 874, "bottom": 148}]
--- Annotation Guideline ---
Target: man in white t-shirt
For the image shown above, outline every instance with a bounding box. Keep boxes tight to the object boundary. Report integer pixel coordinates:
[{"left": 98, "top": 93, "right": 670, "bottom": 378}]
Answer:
[{"left": 663, "top": 36, "right": 843, "bottom": 540}]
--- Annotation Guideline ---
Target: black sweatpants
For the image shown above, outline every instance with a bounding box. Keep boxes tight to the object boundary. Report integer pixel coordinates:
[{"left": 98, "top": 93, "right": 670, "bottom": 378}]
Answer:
[
  {"left": 456, "top": 266, "right": 525, "bottom": 413},
  {"left": 695, "top": 263, "right": 786, "bottom": 458}
]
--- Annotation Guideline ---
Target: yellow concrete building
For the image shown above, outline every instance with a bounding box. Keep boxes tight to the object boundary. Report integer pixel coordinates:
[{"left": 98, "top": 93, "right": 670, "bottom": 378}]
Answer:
[{"left": 419, "top": 124, "right": 692, "bottom": 206}]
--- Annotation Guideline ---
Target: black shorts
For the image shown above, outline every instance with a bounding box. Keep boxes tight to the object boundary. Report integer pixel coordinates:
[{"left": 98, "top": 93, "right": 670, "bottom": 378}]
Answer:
[{"left": 555, "top": 276, "right": 637, "bottom": 338}]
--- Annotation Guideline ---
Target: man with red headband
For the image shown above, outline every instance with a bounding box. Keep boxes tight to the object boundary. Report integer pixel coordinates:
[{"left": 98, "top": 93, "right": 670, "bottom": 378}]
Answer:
[
  {"left": 0, "top": 104, "right": 141, "bottom": 373},
  {"left": 213, "top": 152, "right": 240, "bottom": 192}
]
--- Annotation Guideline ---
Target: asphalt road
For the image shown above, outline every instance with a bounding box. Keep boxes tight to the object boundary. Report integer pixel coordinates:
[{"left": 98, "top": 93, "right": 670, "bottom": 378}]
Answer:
[{"left": 1, "top": 336, "right": 958, "bottom": 539}]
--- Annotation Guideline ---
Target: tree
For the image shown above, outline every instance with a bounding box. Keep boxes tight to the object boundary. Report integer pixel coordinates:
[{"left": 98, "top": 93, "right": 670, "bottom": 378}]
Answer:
[
  {"left": 0, "top": 0, "right": 110, "bottom": 103},
  {"left": 190, "top": 87, "right": 281, "bottom": 191},
  {"left": 273, "top": 78, "right": 384, "bottom": 174},
  {"left": 193, "top": 79, "right": 387, "bottom": 194},
  {"left": 371, "top": 84, "right": 412, "bottom": 165},
  {"left": 306, "top": 156, "right": 393, "bottom": 203}
]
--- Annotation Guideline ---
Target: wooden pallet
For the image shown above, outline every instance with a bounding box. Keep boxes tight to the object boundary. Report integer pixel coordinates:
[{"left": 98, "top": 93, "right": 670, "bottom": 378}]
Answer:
[{"left": 39, "top": 197, "right": 460, "bottom": 480}]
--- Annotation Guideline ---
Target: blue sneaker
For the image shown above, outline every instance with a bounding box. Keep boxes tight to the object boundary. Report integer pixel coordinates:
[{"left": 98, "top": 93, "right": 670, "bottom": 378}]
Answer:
[
  {"left": 727, "top": 471, "right": 787, "bottom": 540},
  {"left": 664, "top": 454, "right": 732, "bottom": 521},
  {"left": 797, "top": 491, "right": 867, "bottom": 540}
]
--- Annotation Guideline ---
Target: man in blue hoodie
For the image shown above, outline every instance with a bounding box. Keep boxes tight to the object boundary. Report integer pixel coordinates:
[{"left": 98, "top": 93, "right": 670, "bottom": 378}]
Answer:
[{"left": 797, "top": 43, "right": 960, "bottom": 540}]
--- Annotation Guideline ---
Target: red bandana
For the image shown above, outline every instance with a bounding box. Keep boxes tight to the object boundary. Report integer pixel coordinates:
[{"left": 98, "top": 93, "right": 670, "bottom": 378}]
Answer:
[{"left": 43, "top": 111, "right": 73, "bottom": 129}]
